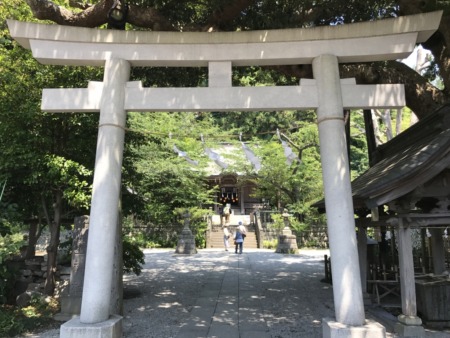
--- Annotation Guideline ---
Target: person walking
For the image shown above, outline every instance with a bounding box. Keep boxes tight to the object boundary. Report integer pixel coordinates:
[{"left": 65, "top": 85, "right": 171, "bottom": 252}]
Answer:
[
  {"left": 223, "top": 203, "right": 231, "bottom": 224},
  {"left": 237, "top": 221, "right": 247, "bottom": 238},
  {"left": 234, "top": 227, "right": 244, "bottom": 254},
  {"left": 223, "top": 225, "right": 230, "bottom": 251}
]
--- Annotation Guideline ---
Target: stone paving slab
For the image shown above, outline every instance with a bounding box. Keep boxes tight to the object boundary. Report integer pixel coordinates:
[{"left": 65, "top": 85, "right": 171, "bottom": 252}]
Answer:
[{"left": 20, "top": 248, "right": 450, "bottom": 338}]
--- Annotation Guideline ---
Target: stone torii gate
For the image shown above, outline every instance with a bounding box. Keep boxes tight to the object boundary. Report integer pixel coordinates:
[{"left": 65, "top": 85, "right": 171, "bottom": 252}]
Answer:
[{"left": 7, "top": 11, "right": 442, "bottom": 338}]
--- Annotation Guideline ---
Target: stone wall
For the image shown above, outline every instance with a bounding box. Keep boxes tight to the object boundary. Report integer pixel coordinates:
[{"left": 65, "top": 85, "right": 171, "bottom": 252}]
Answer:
[
  {"left": 10, "top": 228, "right": 73, "bottom": 306},
  {"left": 10, "top": 254, "right": 70, "bottom": 306}
]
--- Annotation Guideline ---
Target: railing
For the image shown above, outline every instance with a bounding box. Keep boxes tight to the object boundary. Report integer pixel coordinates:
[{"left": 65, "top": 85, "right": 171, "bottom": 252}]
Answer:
[
  {"left": 205, "top": 215, "right": 212, "bottom": 248},
  {"left": 254, "top": 210, "right": 280, "bottom": 247},
  {"left": 254, "top": 211, "right": 262, "bottom": 248}
]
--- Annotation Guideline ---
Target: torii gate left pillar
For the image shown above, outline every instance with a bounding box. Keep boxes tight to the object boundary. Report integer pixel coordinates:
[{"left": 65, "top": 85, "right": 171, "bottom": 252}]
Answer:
[
  {"left": 60, "top": 58, "right": 130, "bottom": 336},
  {"left": 7, "top": 11, "right": 442, "bottom": 338},
  {"left": 80, "top": 58, "right": 129, "bottom": 324}
]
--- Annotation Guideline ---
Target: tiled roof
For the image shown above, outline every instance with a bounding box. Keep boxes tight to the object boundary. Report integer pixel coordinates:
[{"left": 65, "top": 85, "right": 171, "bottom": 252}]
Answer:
[
  {"left": 314, "top": 103, "right": 450, "bottom": 211},
  {"left": 352, "top": 103, "right": 450, "bottom": 209}
]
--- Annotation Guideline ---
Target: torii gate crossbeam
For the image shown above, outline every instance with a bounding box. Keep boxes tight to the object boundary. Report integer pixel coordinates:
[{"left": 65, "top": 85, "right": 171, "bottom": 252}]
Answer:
[{"left": 7, "top": 10, "right": 442, "bottom": 338}]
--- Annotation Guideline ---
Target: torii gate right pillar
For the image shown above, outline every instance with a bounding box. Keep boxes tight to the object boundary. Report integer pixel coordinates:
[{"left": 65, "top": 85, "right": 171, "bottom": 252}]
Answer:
[{"left": 313, "top": 55, "right": 385, "bottom": 337}]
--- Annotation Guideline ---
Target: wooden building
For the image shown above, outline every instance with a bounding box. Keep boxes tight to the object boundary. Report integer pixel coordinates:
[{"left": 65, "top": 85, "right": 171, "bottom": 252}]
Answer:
[{"left": 338, "top": 104, "right": 450, "bottom": 331}]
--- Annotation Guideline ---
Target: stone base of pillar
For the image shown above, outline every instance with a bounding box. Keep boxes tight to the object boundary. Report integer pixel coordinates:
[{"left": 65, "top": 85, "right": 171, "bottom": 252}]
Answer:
[
  {"left": 175, "top": 229, "right": 197, "bottom": 255},
  {"left": 275, "top": 234, "right": 299, "bottom": 254},
  {"left": 394, "top": 315, "right": 425, "bottom": 337},
  {"left": 322, "top": 317, "right": 386, "bottom": 338},
  {"left": 60, "top": 315, "right": 122, "bottom": 338},
  {"left": 54, "top": 295, "right": 81, "bottom": 321}
]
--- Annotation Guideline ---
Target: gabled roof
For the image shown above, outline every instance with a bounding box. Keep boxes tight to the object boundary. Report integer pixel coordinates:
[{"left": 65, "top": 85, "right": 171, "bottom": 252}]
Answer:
[{"left": 351, "top": 104, "right": 450, "bottom": 209}]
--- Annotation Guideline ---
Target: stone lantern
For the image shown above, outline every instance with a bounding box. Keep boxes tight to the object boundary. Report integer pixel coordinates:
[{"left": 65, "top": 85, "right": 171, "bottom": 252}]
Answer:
[
  {"left": 275, "top": 209, "right": 299, "bottom": 254},
  {"left": 175, "top": 210, "right": 197, "bottom": 255}
]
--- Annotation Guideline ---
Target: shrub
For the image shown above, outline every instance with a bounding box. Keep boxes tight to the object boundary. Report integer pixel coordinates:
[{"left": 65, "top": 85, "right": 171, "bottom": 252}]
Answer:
[
  {"left": 0, "top": 295, "right": 58, "bottom": 337},
  {"left": 0, "top": 233, "right": 25, "bottom": 304},
  {"left": 122, "top": 238, "right": 145, "bottom": 276},
  {"left": 263, "top": 239, "right": 278, "bottom": 249},
  {"left": 0, "top": 306, "right": 24, "bottom": 337}
]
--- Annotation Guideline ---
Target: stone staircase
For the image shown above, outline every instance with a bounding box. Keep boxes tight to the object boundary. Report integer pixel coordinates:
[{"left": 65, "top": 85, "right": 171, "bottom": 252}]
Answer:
[{"left": 208, "top": 223, "right": 258, "bottom": 249}]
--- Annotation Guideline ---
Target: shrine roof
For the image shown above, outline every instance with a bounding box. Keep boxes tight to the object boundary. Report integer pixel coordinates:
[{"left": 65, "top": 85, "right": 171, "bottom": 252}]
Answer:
[
  {"left": 352, "top": 104, "right": 450, "bottom": 209},
  {"left": 313, "top": 104, "right": 450, "bottom": 212}
]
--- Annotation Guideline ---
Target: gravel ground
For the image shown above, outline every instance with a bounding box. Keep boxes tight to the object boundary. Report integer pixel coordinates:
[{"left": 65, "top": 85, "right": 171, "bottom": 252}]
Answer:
[{"left": 18, "top": 248, "right": 450, "bottom": 338}]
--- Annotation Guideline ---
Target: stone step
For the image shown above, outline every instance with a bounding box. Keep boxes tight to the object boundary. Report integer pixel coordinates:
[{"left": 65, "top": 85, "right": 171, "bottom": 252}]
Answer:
[{"left": 209, "top": 230, "right": 258, "bottom": 248}]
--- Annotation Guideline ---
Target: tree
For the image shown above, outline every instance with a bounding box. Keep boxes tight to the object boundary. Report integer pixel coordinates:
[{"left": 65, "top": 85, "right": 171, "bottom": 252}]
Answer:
[
  {"left": 247, "top": 115, "right": 324, "bottom": 225},
  {"left": 0, "top": 3, "right": 106, "bottom": 294},
  {"left": 123, "top": 111, "right": 219, "bottom": 226},
  {"left": 20, "top": 0, "right": 450, "bottom": 119},
  {"left": 3, "top": 1, "right": 447, "bottom": 293}
]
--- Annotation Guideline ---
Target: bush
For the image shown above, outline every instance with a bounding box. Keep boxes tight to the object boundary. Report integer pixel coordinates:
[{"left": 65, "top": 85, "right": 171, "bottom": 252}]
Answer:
[
  {"left": 0, "top": 295, "right": 59, "bottom": 337},
  {"left": 0, "top": 306, "right": 24, "bottom": 337},
  {"left": 263, "top": 239, "right": 278, "bottom": 249},
  {"left": 0, "top": 233, "right": 25, "bottom": 304},
  {"left": 122, "top": 238, "right": 145, "bottom": 276}
]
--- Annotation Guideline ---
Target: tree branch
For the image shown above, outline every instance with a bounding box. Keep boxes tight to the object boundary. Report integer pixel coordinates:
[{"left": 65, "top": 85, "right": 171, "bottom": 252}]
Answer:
[
  {"left": 26, "top": 0, "right": 112, "bottom": 27},
  {"left": 202, "top": 0, "right": 256, "bottom": 32},
  {"left": 25, "top": 0, "right": 175, "bottom": 30},
  {"left": 127, "top": 4, "right": 175, "bottom": 31},
  {"left": 280, "top": 132, "right": 316, "bottom": 157}
]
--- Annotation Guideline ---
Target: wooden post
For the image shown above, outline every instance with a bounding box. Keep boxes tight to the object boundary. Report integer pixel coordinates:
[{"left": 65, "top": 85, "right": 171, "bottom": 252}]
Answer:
[
  {"left": 395, "top": 217, "right": 424, "bottom": 335},
  {"left": 397, "top": 217, "right": 417, "bottom": 316}
]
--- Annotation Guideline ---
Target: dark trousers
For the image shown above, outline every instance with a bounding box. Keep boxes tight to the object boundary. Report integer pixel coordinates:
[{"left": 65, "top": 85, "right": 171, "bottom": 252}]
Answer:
[{"left": 235, "top": 241, "right": 243, "bottom": 253}]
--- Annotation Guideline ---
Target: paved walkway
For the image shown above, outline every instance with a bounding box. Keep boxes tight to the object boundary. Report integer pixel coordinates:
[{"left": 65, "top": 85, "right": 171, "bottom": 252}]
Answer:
[
  {"left": 22, "top": 248, "right": 450, "bottom": 338},
  {"left": 121, "top": 248, "right": 335, "bottom": 338}
]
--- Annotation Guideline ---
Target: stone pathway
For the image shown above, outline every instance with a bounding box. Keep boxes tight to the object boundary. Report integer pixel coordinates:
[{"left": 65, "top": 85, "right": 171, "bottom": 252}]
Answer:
[{"left": 20, "top": 248, "right": 450, "bottom": 338}]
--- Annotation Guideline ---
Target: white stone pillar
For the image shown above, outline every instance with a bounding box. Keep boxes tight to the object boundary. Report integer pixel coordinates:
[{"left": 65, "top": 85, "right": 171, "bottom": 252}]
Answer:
[
  {"left": 312, "top": 54, "right": 365, "bottom": 326},
  {"left": 80, "top": 58, "right": 130, "bottom": 324}
]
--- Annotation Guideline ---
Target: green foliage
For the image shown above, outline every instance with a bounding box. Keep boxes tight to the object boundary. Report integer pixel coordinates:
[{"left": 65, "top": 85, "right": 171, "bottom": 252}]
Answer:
[
  {"left": 124, "top": 231, "right": 161, "bottom": 249},
  {"left": 290, "top": 220, "right": 308, "bottom": 236},
  {"left": 0, "top": 295, "right": 59, "bottom": 337},
  {"left": 44, "top": 155, "right": 92, "bottom": 209},
  {"left": 124, "top": 112, "right": 218, "bottom": 225},
  {"left": 0, "top": 306, "right": 24, "bottom": 337},
  {"left": 0, "top": 202, "right": 22, "bottom": 237},
  {"left": 349, "top": 109, "right": 369, "bottom": 178},
  {"left": 303, "top": 239, "right": 322, "bottom": 248},
  {"left": 0, "top": 233, "right": 24, "bottom": 264},
  {"left": 0, "top": 233, "right": 25, "bottom": 304},
  {"left": 268, "top": 213, "right": 307, "bottom": 235},
  {"left": 122, "top": 238, "right": 145, "bottom": 276},
  {"left": 250, "top": 120, "right": 324, "bottom": 227},
  {"left": 1, "top": 0, "right": 410, "bottom": 258},
  {"left": 263, "top": 238, "right": 278, "bottom": 249},
  {"left": 267, "top": 214, "right": 286, "bottom": 233}
]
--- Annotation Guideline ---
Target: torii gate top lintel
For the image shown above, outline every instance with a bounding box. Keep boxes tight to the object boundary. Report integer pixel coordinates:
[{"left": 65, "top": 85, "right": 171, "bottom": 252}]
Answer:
[{"left": 7, "top": 11, "right": 442, "bottom": 67}]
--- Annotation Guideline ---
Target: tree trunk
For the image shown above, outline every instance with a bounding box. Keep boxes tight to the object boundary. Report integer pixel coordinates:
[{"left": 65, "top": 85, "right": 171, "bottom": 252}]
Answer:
[
  {"left": 25, "top": 214, "right": 46, "bottom": 259},
  {"left": 363, "top": 109, "right": 377, "bottom": 166},
  {"left": 371, "top": 110, "right": 382, "bottom": 146},
  {"left": 25, "top": 222, "right": 38, "bottom": 259},
  {"left": 44, "top": 190, "right": 62, "bottom": 295},
  {"left": 395, "top": 109, "right": 403, "bottom": 137},
  {"left": 383, "top": 110, "right": 393, "bottom": 141}
]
